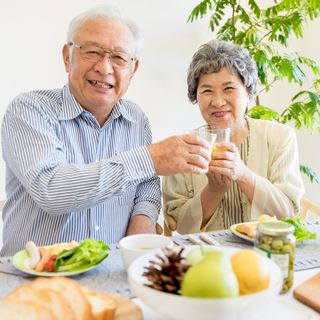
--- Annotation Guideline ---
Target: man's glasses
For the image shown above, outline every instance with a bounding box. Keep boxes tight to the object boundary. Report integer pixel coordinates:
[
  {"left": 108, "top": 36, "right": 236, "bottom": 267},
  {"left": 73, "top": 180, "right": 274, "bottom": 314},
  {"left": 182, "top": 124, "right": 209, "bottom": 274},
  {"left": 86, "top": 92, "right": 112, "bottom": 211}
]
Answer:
[{"left": 69, "top": 42, "right": 136, "bottom": 69}]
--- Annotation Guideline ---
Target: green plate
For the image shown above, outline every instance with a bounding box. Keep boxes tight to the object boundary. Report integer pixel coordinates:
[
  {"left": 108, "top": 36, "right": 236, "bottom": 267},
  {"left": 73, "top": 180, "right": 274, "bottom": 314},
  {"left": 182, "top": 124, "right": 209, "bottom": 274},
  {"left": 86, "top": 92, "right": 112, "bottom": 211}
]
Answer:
[
  {"left": 230, "top": 221, "right": 258, "bottom": 243},
  {"left": 12, "top": 248, "right": 100, "bottom": 277}
]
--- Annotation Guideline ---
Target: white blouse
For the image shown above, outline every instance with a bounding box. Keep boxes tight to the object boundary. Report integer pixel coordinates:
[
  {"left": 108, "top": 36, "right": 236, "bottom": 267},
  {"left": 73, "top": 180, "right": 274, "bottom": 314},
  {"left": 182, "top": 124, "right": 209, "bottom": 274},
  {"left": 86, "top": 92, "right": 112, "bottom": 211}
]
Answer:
[{"left": 162, "top": 117, "right": 305, "bottom": 235}]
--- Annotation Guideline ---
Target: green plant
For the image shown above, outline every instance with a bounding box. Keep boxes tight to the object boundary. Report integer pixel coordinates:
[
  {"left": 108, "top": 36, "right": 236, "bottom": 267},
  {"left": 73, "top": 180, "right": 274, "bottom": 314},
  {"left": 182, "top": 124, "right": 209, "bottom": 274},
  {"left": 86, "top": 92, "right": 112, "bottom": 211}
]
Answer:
[{"left": 188, "top": 0, "right": 320, "bottom": 183}]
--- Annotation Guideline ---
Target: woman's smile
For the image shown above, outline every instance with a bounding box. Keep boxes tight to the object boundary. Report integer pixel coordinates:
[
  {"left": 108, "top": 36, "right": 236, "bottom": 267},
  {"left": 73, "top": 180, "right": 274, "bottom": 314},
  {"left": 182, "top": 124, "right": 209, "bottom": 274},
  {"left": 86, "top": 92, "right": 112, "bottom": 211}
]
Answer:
[{"left": 212, "top": 111, "right": 230, "bottom": 118}]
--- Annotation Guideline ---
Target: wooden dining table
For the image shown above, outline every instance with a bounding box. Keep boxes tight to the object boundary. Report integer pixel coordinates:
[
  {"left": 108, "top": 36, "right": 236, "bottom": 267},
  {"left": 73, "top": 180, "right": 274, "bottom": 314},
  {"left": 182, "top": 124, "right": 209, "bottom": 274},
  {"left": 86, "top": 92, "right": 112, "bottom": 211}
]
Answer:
[{"left": 1, "top": 220, "right": 320, "bottom": 320}]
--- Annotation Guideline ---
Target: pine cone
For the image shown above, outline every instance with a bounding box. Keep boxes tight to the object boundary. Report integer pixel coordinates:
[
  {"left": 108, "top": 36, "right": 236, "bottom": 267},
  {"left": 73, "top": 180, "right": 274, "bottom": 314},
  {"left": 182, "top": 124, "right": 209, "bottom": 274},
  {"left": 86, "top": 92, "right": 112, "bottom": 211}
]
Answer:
[{"left": 142, "top": 247, "right": 191, "bottom": 294}]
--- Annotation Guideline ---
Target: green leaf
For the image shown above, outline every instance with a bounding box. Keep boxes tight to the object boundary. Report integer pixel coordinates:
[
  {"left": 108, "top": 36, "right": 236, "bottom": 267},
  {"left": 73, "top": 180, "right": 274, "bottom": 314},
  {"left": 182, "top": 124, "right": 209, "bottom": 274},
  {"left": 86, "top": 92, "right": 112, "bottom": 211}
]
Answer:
[
  {"left": 237, "top": 5, "right": 251, "bottom": 24},
  {"left": 280, "top": 101, "right": 320, "bottom": 134},
  {"left": 308, "top": 0, "right": 320, "bottom": 10},
  {"left": 187, "top": 0, "right": 214, "bottom": 23},
  {"left": 292, "top": 90, "right": 319, "bottom": 105},
  {"left": 217, "top": 16, "right": 238, "bottom": 42},
  {"left": 270, "top": 54, "right": 308, "bottom": 86},
  {"left": 248, "top": 0, "right": 261, "bottom": 19},
  {"left": 247, "top": 106, "right": 280, "bottom": 121}
]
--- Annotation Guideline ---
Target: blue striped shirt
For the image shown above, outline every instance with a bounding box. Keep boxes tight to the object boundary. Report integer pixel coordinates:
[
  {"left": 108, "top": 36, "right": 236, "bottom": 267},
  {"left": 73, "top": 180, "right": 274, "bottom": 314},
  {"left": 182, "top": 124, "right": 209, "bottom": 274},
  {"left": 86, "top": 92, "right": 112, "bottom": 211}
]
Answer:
[{"left": 1, "top": 84, "right": 161, "bottom": 256}]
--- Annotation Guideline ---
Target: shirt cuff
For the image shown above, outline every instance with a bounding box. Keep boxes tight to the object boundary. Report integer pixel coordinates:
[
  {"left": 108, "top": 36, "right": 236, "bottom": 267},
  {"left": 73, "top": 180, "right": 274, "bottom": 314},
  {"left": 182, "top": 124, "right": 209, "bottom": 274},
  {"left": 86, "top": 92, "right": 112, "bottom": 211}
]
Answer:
[
  {"left": 120, "top": 146, "right": 156, "bottom": 185},
  {"left": 131, "top": 201, "right": 159, "bottom": 225}
]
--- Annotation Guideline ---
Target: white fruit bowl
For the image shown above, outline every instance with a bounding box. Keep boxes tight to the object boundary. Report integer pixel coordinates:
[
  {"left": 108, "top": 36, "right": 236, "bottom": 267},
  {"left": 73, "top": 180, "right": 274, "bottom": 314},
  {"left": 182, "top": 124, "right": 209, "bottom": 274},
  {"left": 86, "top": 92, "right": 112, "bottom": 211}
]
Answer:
[{"left": 128, "top": 246, "right": 283, "bottom": 320}]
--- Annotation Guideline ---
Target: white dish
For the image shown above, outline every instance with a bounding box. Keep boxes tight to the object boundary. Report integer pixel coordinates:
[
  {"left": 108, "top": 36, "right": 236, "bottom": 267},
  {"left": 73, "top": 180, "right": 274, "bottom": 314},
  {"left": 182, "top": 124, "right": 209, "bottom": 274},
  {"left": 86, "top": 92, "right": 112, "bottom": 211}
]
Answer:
[
  {"left": 128, "top": 246, "right": 283, "bottom": 320},
  {"left": 12, "top": 248, "right": 101, "bottom": 277}
]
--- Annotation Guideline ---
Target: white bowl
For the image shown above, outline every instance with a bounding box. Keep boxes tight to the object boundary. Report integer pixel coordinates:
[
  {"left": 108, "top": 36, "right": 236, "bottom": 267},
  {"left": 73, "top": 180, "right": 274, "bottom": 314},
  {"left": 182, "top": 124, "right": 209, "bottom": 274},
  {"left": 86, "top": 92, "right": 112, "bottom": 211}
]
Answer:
[
  {"left": 119, "top": 234, "right": 174, "bottom": 271},
  {"left": 128, "top": 246, "right": 283, "bottom": 320}
]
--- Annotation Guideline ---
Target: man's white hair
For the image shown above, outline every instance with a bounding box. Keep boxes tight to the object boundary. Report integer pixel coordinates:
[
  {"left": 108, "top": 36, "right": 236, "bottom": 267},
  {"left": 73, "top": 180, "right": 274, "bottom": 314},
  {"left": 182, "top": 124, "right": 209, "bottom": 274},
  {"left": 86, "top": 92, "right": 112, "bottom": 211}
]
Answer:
[{"left": 67, "top": 4, "right": 143, "bottom": 59}]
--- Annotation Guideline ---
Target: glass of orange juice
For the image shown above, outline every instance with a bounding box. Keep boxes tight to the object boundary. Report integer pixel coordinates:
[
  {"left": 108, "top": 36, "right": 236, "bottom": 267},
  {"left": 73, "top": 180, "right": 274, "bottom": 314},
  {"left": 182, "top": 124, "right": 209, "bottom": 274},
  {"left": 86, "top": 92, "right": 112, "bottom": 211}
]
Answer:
[
  {"left": 184, "top": 128, "right": 217, "bottom": 172},
  {"left": 207, "top": 127, "right": 231, "bottom": 152}
]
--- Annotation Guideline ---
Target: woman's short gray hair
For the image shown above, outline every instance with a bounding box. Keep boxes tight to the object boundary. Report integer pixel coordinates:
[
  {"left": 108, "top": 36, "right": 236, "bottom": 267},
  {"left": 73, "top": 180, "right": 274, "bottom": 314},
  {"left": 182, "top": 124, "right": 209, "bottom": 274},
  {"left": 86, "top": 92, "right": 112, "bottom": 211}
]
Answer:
[
  {"left": 67, "top": 4, "right": 143, "bottom": 59},
  {"left": 187, "top": 39, "right": 259, "bottom": 103}
]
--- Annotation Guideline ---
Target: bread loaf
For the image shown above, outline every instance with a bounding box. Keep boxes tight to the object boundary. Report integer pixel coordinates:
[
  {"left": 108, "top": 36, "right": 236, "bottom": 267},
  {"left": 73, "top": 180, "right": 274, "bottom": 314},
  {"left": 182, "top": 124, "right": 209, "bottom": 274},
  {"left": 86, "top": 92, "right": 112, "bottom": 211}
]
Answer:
[
  {"left": 8, "top": 284, "right": 75, "bottom": 320},
  {"left": 0, "top": 297, "right": 55, "bottom": 320},
  {"left": 1, "top": 276, "right": 118, "bottom": 320},
  {"left": 80, "top": 286, "right": 117, "bottom": 320},
  {"left": 30, "top": 277, "right": 92, "bottom": 320}
]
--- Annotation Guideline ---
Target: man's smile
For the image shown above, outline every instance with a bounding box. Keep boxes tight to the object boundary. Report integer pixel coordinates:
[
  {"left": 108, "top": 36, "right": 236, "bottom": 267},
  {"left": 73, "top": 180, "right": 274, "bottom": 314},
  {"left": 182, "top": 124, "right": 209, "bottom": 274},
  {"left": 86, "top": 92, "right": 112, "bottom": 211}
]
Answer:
[{"left": 89, "top": 80, "right": 113, "bottom": 89}]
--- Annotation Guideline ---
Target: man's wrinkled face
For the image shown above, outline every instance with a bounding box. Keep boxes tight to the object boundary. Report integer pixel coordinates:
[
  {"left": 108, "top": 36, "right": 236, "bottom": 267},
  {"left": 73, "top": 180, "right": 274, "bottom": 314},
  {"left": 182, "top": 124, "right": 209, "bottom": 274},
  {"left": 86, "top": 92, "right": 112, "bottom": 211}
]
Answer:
[{"left": 63, "top": 17, "right": 139, "bottom": 121}]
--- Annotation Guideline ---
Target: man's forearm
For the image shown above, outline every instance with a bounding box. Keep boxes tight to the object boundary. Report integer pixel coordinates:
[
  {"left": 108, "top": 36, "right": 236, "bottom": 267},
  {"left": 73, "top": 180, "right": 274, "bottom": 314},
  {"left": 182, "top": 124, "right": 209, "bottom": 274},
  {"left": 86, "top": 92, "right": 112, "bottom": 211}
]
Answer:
[{"left": 126, "top": 214, "right": 157, "bottom": 236}]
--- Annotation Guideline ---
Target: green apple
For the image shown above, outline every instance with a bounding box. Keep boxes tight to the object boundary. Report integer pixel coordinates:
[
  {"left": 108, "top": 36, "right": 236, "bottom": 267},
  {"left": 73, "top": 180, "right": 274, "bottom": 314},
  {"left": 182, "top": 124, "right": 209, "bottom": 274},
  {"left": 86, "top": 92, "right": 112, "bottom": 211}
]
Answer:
[
  {"left": 181, "top": 251, "right": 239, "bottom": 298},
  {"left": 184, "top": 246, "right": 217, "bottom": 265}
]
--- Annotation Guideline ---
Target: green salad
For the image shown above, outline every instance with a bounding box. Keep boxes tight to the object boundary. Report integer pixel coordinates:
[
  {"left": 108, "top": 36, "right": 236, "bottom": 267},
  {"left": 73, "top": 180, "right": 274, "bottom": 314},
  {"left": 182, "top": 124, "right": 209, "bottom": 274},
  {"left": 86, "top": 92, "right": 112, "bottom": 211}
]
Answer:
[
  {"left": 281, "top": 216, "right": 317, "bottom": 242},
  {"left": 54, "top": 238, "right": 109, "bottom": 272}
]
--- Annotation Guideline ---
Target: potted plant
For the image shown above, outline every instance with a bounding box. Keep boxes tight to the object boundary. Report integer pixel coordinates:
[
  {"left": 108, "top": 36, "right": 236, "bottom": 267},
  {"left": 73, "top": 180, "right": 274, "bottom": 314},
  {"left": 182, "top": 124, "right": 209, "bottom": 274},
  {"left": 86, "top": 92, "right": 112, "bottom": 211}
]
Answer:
[{"left": 187, "top": 0, "right": 320, "bottom": 183}]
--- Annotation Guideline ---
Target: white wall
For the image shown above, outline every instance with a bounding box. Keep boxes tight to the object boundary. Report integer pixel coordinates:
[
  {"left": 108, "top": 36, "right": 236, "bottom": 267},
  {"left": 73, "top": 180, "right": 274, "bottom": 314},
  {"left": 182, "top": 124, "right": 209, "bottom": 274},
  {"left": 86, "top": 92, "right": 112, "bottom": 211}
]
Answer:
[{"left": 1, "top": 1, "right": 320, "bottom": 245}]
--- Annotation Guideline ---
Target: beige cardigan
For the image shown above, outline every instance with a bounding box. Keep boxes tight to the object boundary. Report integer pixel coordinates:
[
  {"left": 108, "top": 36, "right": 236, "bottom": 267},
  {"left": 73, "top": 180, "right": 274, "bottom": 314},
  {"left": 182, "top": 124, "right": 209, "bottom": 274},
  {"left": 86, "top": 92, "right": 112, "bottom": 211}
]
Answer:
[{"left": 162, "top": 118, "right": 305, "bottom": 235}]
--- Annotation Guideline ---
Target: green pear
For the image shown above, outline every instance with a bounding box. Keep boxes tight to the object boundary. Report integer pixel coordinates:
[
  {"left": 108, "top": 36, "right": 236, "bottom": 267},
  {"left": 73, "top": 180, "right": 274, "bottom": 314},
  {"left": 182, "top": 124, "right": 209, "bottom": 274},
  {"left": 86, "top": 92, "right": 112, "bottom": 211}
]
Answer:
[
  {"left": 181, "top": 251, "right": 239, "bottom": 298},
  {"left": 184, "top": 246, "right": 217, "bottom": 265}
]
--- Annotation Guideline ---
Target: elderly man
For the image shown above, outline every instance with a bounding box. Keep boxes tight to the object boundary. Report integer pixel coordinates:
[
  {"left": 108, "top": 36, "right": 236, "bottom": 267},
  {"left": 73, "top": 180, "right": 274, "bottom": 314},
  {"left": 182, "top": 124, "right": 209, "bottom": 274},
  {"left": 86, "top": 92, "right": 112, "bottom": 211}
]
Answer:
[{"left": 1, "top": 5, "right": 210, "bottom": 256}]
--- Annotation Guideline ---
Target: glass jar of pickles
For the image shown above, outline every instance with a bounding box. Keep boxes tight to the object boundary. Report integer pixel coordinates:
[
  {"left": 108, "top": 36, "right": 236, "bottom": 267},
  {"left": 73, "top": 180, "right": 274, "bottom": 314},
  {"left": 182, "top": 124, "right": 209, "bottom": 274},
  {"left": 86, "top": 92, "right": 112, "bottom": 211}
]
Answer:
[{"left": 254, "top": 221, "right": 296, "bottom": 294}]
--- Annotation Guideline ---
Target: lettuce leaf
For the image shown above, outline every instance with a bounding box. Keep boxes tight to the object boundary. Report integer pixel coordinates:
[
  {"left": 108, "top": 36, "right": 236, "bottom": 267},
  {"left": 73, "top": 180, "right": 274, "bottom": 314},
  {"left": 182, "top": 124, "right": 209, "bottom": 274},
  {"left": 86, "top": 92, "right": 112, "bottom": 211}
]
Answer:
[
  {"left": 281, "top": 217, "right": 317, "bottom": 242},
  {"left": 54, "top": 238, "right": 109, "bottom": 272}
]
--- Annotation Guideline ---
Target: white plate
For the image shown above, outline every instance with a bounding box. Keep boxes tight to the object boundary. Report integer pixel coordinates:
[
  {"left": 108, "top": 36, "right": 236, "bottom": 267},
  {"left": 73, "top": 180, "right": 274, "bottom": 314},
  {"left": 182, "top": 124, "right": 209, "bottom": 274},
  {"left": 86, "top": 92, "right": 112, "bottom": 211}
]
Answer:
[
  {"left": 12, "top": 248, "right": 101, "bottom": 277},
  {"left": 230, "top": 221, "right": 258, "bottom": 243}
]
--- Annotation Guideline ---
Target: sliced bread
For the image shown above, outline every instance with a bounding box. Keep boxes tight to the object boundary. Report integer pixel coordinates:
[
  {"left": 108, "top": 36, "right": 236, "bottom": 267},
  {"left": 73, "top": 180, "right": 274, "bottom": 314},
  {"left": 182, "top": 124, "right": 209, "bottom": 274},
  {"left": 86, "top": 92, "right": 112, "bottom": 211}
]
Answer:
[
  {"left": 44, "top": 289, "right": 76, "bottom": 320},
  {"left": 30, "top": 277, "right": 92, "bottom": 320},
  {"left": 80, "top": 286, "right": 117, "bottom": 320},
  {"left": 0, "top": 297, "right": 54, "bottom": 320},
  {"left": 8, "top": 284, "right": 75, "bottom": 320}
]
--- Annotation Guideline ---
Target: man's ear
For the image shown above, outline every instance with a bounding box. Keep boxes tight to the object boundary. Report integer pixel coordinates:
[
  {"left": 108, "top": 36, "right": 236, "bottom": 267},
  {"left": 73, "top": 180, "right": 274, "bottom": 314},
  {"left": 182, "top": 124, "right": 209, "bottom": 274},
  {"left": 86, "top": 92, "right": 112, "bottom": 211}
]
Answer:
[
  {"left": 62, "top": 44, "right": 70, "bottom": 73},
  {"left": 130, "top": 59, "right": 139, "bottom": 79}
]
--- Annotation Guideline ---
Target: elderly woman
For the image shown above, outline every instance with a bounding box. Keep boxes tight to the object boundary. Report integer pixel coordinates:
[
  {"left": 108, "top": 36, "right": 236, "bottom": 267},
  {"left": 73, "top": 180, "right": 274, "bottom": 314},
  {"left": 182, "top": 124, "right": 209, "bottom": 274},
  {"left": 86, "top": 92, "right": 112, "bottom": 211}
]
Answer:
[{"left": 162, "top": 39, "right": 305, "bottom": 235}]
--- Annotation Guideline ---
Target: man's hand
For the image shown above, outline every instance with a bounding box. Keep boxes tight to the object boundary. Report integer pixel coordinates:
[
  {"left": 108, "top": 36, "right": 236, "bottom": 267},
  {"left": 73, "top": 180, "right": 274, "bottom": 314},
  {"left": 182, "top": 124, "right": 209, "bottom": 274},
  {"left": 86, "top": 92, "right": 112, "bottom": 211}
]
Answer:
[
  {"left": 126, "top": 215, "right": 157, "bottom": 236},
  {"left": 147, "top": 135, "right": 211, "bottom": 176}
]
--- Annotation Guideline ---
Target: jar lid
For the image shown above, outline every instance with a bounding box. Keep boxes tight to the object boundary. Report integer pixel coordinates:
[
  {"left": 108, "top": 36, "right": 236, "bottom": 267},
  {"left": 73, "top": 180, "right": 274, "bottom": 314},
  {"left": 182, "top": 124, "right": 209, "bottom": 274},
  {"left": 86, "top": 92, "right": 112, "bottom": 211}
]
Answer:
[{"left": 257, "top": 221, "right": 295, "bottom": 236}]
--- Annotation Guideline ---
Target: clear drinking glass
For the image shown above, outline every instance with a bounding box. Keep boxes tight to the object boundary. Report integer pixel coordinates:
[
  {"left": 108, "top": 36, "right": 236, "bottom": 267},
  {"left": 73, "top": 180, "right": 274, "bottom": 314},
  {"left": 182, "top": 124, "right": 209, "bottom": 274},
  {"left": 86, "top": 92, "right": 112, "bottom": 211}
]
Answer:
[
  {"left": 208, "top": 127, "right": 231, "bottom": 152},
  {"left": 184, "top": 129, "right": 217, "bottom": 172}
]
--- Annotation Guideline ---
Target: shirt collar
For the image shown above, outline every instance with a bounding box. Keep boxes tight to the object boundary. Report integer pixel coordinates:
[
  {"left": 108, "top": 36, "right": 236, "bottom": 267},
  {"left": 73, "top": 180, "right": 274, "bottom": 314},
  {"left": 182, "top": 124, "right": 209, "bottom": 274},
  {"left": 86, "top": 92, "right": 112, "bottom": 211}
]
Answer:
[{"left": 59, "top": 84, "right": 137, "bottom": 124}]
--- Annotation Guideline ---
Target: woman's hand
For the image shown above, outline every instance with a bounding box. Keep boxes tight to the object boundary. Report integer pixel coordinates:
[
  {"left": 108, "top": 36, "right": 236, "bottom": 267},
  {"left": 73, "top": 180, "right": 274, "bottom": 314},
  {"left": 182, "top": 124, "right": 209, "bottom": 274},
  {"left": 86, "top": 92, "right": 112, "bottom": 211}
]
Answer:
[
  {"left": 208, "top": 141, "right": 255, "bottom": 202},
  {"left": 209, "top": 142, "right": 246, "bottom": 182},
  {"left": 206, "top": 169, "right": 231, "bottom": 194}
]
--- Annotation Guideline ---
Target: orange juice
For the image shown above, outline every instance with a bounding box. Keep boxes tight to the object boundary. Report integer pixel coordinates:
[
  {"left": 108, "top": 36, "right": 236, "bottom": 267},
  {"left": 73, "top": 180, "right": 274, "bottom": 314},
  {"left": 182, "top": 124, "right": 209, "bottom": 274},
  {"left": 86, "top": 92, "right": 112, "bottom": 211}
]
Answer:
[{"left": 212, "top": 145, "right": 228, "bottom": 152}]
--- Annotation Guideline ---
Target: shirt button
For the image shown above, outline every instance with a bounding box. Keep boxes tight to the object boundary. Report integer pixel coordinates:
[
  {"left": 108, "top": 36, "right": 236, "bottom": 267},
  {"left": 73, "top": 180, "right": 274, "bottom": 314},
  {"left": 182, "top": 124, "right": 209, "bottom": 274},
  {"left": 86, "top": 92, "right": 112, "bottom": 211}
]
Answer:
[
  {"left": 95, "top": 226, "right": 99, "bottom": 231},
  {"left": 138, "top": 170, "right": 144, "bottom": 176}
]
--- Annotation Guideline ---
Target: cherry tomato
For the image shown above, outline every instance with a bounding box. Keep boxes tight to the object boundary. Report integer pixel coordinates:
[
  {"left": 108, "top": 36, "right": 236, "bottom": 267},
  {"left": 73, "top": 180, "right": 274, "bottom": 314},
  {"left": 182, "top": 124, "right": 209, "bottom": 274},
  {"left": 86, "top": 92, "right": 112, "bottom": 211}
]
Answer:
[{"left": 43, "top": 255, "right": 58, "bottom": 272}]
